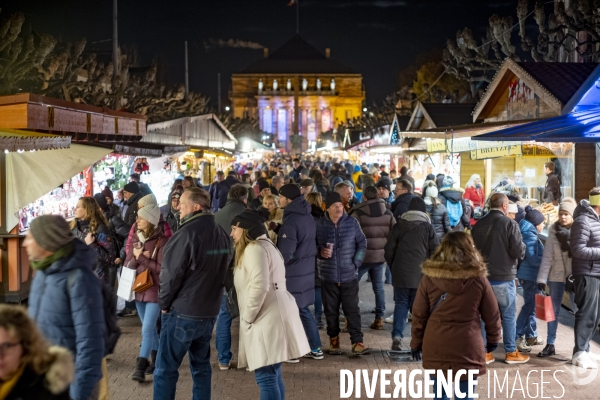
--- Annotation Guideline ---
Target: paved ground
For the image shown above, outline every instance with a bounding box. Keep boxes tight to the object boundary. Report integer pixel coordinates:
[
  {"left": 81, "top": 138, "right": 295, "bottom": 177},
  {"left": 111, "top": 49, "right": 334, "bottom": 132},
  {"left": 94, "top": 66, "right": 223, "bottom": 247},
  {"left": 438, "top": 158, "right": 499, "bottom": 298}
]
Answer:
[{"left": 108, "top": 279, "right": 600, "bottom": 399}]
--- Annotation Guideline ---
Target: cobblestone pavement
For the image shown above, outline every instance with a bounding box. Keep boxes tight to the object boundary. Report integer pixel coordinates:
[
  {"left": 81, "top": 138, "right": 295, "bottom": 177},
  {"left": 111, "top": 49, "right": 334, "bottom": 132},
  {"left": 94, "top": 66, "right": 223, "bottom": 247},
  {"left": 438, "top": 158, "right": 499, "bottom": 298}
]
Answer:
[{"left": 109, "top": 279, "right": 600, "bottom": 399}]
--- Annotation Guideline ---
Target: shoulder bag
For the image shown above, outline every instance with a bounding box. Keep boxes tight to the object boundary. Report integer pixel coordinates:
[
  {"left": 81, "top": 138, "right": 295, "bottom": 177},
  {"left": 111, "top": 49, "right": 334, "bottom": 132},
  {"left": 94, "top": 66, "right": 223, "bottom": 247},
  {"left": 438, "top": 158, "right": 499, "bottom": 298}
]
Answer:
[{"left": 132, "top": 237, "right": 162, "bottom": 293}]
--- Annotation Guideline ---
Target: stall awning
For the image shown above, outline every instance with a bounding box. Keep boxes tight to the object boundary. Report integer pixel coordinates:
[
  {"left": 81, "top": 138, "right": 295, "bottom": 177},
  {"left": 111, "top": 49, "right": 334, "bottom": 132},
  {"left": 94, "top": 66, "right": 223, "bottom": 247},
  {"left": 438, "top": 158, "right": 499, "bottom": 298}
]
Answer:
[
  {"left": 473, "top": 108, "right": 600, "bottom": 142},
  {"left": 5, "top": 143, "right": 111, "bottom": 231},
  {"left": 0, "top": 128, "right": 71, "bottom": 152}
]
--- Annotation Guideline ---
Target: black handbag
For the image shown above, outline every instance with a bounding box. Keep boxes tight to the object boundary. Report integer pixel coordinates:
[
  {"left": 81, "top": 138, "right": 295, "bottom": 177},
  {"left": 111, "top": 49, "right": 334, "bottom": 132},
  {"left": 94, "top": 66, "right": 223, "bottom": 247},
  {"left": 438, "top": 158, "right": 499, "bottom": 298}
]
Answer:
[
  {"left": 226, "top": 286, "right": 239, "bottom": 319},
  {"left": 565, "top": 274, "right": 575, "bottom": 294}
]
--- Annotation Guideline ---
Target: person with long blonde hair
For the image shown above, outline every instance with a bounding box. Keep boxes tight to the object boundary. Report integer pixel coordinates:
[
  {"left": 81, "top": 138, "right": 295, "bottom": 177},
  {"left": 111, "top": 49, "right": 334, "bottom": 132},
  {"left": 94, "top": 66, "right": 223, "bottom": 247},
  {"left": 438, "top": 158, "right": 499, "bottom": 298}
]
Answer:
[
  {"left": 411, "top": 232, "right": 502, "bottom": 399},
  {"left": 230, "top": 210, "right": 310, "bottom": 399},
  {"left": 0, "top": 305, "right": 73, "bottom": 399},
  {"left": 70, "top": 196, "right": 115, "bottom": 280}
]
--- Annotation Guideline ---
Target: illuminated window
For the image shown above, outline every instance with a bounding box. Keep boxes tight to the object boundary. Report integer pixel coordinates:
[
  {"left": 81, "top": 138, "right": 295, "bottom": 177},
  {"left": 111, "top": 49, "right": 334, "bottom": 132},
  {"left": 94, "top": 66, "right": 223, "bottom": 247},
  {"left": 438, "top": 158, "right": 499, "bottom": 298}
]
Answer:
[
  {"left": 262, "top": 109, "right": 273, "bottom": 133},
  {"left": 278, "top": 109, "right": 287, "bottom": 141}
]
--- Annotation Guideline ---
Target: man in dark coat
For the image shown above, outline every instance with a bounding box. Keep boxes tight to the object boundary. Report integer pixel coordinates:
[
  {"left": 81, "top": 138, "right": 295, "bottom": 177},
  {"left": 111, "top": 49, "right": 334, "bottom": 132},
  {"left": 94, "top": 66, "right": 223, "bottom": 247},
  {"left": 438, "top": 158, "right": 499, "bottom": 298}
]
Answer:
[
  {"left": 289, "top": 158, "right": 304, "bottom": 183},
  {"left": 123, "top": 182, "right": 143, "bottom": 228},
  {"left": 543, "top": 161, "right": 561, "bottom": 205},
  {"left": 391, "top": 179, "right": 417, "bottom": 219},
  {"left": 349, "top": 186, "right": 396, "bottom": 329},
  {"left": 570, "top": 188, "right": 600, "bottom": 367},
  {"left": 209, "top": 171, "right": 225, "bottom": 212},
  {"left": 214, "top": 184, "right": 248, "bottom": 370},
  {"left": 316, "top": 192, "right": 370, "bottom": 356},
  {"left": 26, "top": 215, "right": 105, "bottom": 400},
  {"left": 384, "top": 197, "right": 438, "bottom": 351},
  {"left": 215, "top": 171, "right": 240, "bottom": 210},
  {"left": 156, "top": 187, "right": 231, "bottom": 399},
  {"left": 472, "top": 193, "right": 529, "bottom": 364},
  {"left": 277, "top": 184, "right": 321, "bottom": 359},
  {"left": 398, "top": 166, "right": 415, "bottom": 188}
]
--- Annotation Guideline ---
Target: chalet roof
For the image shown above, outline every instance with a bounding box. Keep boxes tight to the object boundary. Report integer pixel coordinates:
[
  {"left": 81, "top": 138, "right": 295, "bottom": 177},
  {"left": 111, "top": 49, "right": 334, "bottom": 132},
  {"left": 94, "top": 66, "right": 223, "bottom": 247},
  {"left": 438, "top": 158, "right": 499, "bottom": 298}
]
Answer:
[
  {"left": 238, "top": 35, "right": 355, "bottom": 74},
  {"left": 473, "top": 58, "right": 600, "bottom": 121},
  {"left": 517, "top": 62, "right": 598, "bottom": 105},
  {"left": 421, "top": 103, "right": 475, "bottom": 127}
]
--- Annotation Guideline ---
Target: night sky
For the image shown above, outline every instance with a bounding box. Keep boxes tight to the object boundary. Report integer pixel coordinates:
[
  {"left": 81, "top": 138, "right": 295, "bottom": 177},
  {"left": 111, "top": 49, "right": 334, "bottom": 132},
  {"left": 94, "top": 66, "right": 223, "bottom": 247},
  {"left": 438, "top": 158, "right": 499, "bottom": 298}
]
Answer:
[{"left": 4, "top": 0, "right": 520, "bottom": 106}]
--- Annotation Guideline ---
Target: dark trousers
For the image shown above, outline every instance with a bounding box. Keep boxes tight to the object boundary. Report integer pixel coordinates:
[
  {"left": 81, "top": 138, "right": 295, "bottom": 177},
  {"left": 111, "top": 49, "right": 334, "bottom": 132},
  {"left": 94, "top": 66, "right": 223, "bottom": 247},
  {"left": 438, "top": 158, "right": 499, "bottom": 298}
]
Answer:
[
  {"left": 573, "top": 275, "right": 600, "bottom": 354},
  {"left": 321, "top": 280, "right": 363, "bottom": 344}
]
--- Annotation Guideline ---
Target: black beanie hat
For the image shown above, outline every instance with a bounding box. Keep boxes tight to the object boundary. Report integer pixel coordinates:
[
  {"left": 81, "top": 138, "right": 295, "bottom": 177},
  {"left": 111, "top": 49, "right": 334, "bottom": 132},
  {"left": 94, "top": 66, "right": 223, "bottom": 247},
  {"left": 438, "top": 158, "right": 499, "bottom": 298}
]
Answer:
[
  {"left": 377, "top": 180, "right": 391, "bottom": 192},
  {"left": 258, "top": 180, "right": 270, "bottom": 192},
  {"left": 93, "top": 193, "right": 108, "bottom": 211},
  {"left": 408, "top": 197, "right": 427, "bottom": 212},
  {"left": 524, "top": 205, "right": 545, "bottom": 226},
  {"left": 231, "top": 209, "right": 268, "bottom": 240},
  {"left": 124, "top": 182, "right": 140, "bottom": 194},
  {"left": 325, "top": 192, "right": 343, "bottom": 209},
  {"left": 279, "top": 184, "right": 301, "bottom": 200}
]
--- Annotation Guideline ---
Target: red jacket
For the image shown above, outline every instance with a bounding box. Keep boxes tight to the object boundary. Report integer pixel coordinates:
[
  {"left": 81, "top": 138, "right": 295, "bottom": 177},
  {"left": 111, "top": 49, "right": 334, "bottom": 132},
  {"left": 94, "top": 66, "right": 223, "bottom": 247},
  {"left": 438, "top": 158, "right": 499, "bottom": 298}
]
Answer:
[
  {"left": 125, "top": 224, "right": 170, "bottom": 303},
  {"left": 464, "top": 186, "right": 485, "bottom": 226}
]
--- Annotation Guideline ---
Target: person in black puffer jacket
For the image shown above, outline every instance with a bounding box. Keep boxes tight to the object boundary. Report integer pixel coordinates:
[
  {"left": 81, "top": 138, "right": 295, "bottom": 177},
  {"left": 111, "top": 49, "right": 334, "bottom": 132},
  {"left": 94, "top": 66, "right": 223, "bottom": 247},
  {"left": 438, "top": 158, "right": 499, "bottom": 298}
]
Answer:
[
  {"left": 306, "top": 192, "right": 325, "bottom": 329},
  {"left": 315, "top": 192, "right": 369, "bottom": 355},
  {"left": 423, "top": 184, "right": 450, "bottom": 242},
  {"left": 570, "top": 188, "right": 600, "bottom": 365},
  {"left": 94, "top": 193, "right": 129, "bottom": 287},
  {"left": 215, "top": 172, "right": 241, "bottom": 210},
  {"left": 123, "top": 182, "right": 143, "bottom": 228},
  {"left": 391, "top": 179, "right": 417, "bottom": 219}
]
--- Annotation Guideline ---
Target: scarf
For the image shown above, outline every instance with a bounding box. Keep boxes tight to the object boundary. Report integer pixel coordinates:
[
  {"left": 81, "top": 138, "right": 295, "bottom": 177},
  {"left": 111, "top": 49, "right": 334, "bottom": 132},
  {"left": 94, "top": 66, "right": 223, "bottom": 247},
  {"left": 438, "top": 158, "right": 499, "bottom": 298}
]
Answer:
[
  {"left": 30, "top": 242, "right": 73, "bottom": 271},
  {"left": 554, "top": 221, "right": 572, "bottom": 258},
  {"left": 401, "top": 210, "right": 431, "bottom": 224},
  {"left": 0, "top": 364, "right": 25, "bottom": 399}
]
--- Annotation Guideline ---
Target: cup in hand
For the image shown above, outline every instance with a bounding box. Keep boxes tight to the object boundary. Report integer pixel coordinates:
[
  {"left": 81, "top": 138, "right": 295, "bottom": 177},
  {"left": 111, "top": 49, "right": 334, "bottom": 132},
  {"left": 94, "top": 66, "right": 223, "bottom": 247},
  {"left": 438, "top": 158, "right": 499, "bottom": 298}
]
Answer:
[
  {"left": 133, "top": 242, "right": 142, "bottom": 250},
  {"left": 326, "top": 243, "right": 334, "bottom": 251}
]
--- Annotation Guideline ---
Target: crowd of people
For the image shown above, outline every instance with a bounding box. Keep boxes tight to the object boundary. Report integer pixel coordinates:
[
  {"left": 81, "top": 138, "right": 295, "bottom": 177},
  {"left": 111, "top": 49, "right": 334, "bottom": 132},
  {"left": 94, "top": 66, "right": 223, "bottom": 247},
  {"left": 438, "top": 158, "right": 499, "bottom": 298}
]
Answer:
[{"left": 7, "top": 156, "right": 600, "bottom": 400}]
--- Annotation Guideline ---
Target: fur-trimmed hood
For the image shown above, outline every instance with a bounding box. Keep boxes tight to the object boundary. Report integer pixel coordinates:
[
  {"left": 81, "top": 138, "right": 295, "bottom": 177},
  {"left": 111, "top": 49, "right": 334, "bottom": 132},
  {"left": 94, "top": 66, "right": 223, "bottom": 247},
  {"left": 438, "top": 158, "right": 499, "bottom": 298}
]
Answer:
[
  {"left": 421, "top": 259, "right": 488, "bottom": 295},
  {"left": 44, "top": 346, "right": 74, "bottom": 394}
]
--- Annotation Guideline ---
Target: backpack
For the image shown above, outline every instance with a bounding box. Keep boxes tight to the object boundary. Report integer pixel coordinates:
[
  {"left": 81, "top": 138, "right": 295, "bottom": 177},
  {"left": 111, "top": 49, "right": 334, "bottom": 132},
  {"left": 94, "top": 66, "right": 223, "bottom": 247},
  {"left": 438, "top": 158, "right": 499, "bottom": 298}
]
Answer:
[
  {"left": 68, "top": 270, "right": 121, "bottom": 356},
  {"left": 446, "top": 201, "right": 463, "bottom": 228}
]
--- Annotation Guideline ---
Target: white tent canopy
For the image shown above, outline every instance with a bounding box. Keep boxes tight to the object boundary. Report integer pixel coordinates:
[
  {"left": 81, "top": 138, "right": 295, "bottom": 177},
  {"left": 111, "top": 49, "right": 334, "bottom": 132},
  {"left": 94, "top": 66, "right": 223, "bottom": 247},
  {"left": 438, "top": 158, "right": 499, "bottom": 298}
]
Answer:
[{"left": 5, "top": 144, "right": 110, "bottom": 231}]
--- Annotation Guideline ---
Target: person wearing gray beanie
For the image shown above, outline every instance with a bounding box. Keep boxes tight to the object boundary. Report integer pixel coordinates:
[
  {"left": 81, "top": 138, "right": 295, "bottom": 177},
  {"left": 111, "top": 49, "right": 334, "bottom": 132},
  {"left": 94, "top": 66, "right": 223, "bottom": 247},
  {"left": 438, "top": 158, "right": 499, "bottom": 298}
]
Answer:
[{"left": 25, "top": 214, "right": 106, "bottom": 400}]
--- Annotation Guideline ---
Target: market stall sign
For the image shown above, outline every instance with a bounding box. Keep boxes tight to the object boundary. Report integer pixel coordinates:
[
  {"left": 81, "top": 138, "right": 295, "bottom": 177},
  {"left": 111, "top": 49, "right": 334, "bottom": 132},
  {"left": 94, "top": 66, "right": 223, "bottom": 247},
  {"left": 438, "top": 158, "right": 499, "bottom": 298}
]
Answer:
[
  {"left": 470, "top": 145, "right": 522, "bottom": 160},
  {"left": 521, "top": 144, "right": 555, "bottom": 157},
  {"left": 427, "top": 138, "right": 521, "bottom": 154}
]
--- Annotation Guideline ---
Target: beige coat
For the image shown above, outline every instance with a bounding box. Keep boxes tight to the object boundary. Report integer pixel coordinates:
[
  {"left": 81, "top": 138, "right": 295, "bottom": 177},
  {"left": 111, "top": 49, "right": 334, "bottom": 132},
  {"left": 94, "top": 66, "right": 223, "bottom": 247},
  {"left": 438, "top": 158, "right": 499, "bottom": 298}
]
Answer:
[
  {"left": 234, "top": 235, "right": 310, "bottom": 371},
  {"left": 537, "top": 223, "right": 572, "bottom": 283}
]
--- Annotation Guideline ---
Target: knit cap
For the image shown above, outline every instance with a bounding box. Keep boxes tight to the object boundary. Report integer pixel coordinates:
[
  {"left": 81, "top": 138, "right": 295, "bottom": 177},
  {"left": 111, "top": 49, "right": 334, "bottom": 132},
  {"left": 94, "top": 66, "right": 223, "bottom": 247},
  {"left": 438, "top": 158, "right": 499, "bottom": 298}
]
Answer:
[
  {"left": 123, "top": 182, "right": 140, "bottom": 194},
  {"left": 138, "top": 194, "right": 158, "bottom": 208},
  {"left": 93, "top": 193, "right": 108, "bottom": 211},
  {"left": 525, "top": 205, "right": 545, "bottom": 226},
  {"left": 559, "top": 197, "right": 577, "bottom": 216},
  {"left": 258, "top": 180, "right": 270, "bottom": 192},
  {"left": 231, "top": 209, "right": 268, "bottom": 239},
  {"left": 279, "top": 184, "right": 301, "bottom": 200},
  {"left": 137, "top": 204, "right": 161, "bottom": 226},
  {"left": 30, "top": 215, "right": 74, "bottom": 252},
  {"left": 425, "top": 185, "right": 438, "bottom": 199},
  {"left": 443, "top": 176, "right": 455, "bottom": 187},
  {"left": 377, "top": 180, "right": 391, "bottom": 192},
  {"left": 325, "top": 192, "right": 343, "bottom": 209},
  {"left": 171, "top": 188, "right": 183, "bottom": 200},
  {"left": 409, "top": 197, "right": 427, "bottom": 213}
]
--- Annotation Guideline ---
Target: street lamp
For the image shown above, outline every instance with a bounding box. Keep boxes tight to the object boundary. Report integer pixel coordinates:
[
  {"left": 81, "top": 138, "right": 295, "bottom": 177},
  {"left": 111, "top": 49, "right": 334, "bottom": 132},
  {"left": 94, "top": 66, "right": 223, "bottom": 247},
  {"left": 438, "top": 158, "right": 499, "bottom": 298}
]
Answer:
[
  {"left": 363, "top": 107, "right": 367, "bottom": 112},
  {"left": 225, "top": 106, "right": 230, "bottom": 111}
]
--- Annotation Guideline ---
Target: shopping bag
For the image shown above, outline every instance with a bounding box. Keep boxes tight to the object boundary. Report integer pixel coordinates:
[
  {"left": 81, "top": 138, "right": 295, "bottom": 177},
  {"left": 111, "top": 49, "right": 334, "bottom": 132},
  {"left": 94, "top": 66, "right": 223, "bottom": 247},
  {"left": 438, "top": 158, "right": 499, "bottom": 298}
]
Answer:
[
  {"left": 535, "top": 293, "right": 555, "bottom": 322},
  {"left": 117, "top": 266, "right": 136, "bottom": 301}
]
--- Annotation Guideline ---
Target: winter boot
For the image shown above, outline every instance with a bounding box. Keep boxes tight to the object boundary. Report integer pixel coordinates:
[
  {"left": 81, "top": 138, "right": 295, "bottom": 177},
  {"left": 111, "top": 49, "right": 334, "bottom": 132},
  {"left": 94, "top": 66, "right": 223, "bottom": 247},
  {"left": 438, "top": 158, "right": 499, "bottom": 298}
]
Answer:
[
  {"left": 370, "top": 318, "right": 384, "bottom": 330},
  {"left": 329, "top": 336, "right": 342, "bottom": 355},
  {"left": 132, "top": 357, "right": 149, "bottom": 382},
  {"left": 146, "top": 350, "right": 157, "bottom": 374}
]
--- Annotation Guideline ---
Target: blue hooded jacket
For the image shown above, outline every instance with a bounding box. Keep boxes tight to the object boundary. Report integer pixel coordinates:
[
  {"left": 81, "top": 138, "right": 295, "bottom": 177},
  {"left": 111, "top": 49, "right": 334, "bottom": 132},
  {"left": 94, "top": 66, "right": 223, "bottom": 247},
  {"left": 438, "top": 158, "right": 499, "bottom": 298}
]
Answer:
[
  {"left": 28, "top": 239, "right": 105, "bottom": 400},
  {"left": 315, "top": 212, "right": 367, "bottom": 283},
  {"left": 516, "top": 219, "right": 544, "bottom": 281},
  {"left": 277, "top": 196, "right": 317, "bottom": 308}
]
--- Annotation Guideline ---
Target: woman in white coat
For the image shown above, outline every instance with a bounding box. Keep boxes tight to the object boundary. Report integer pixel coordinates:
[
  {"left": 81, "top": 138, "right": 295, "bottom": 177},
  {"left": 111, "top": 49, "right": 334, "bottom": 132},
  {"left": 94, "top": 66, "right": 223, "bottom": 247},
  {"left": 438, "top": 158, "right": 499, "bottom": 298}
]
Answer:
[{"left": 231, "top": 210, "right": 310, "bottom": 400}]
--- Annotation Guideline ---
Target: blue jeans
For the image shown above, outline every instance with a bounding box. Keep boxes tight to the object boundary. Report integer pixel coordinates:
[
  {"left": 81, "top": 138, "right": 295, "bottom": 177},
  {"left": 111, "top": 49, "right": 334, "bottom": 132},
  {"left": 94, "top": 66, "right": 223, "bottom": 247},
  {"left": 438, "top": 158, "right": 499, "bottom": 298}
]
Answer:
[
  {"left": 481, "top": 280, "right": 517, "bottom": 353},
  {"left": 385, "top": 264, "right": 392, "bottom": 284},
  {"left": 392, "top": 287, "right": 417, "bottom": 338},
  {"left": 547, "top": 281, "right": 565, "bottom": 345},
  {"left": 358, "top": 263, "right": 386, "bottom": 318},
  {"left": 516, "top": 279, "right": 540, "bottom": 339},
  {"left": 299, "top": 306, "right": 322, "bottom": 350},
  {"left": 153, "top": 311, "right": 215, "bottom": 400},
  {"left": 135, "top": 301, "right": 160, "bottom": 359},
  {"left": 433, "top": 378, "right": 477, "bottom": 400},
  {"left": 255, "top": 363, "right": 285, "bottom": 400},
  {"left": 314, "top": 287, "right": 323, "bottom": 323},
  {"left": 216, "top": 295, "right": 233, "bottom": 365}
]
